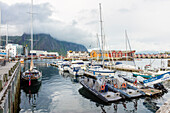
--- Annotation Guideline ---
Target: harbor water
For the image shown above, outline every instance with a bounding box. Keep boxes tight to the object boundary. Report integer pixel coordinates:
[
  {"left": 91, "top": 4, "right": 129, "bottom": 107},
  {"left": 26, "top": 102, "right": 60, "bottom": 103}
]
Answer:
[{"left": 19, "top": 59, "right": 170, "bottom": 113}]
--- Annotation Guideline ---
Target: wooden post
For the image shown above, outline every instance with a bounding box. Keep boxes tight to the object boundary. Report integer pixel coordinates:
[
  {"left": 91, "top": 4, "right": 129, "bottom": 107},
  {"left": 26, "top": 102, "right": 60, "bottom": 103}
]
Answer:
[{"left": 0, "top": 80, "right": 2, "bottom": 91}]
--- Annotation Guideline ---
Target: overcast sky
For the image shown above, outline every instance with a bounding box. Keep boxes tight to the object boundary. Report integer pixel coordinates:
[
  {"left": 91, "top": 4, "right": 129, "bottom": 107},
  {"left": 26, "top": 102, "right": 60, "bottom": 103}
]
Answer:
[{"left": 0, "top": 0, "right": 170, "bottom": 52}]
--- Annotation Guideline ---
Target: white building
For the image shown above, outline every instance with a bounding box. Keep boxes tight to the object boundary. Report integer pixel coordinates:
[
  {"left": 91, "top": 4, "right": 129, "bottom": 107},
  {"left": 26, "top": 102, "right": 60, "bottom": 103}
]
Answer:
[
  {"left": 67, "top": 51, "right": 89, "bottom": 59},
  {"left": 30, "top": 50, "right": 59, "bottom": 57},
  {"left": 6, "top": 44, "right": 23, "bottom": 58}
]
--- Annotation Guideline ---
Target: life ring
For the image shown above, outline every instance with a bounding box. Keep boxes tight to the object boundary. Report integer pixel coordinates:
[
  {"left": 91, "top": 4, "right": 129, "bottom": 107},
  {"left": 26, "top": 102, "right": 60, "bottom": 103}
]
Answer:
[
  {"left": 133, "top": 82, "right": 137, "bottom": 86},
  {"left": 101, "top": 85, "right": 105, "bottom": 91},
  {"left": 114, "top": 84, "right": 118, "bottom": 88},
  {"left": 122, "top": 83, "right": 126, "bottom": 88}
]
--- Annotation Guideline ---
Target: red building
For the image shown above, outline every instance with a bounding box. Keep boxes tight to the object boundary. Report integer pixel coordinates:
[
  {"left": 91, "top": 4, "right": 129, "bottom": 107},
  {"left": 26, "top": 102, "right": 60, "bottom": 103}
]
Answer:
[{"left": 109, "top": 50, "right": 136, "bottom": 58}]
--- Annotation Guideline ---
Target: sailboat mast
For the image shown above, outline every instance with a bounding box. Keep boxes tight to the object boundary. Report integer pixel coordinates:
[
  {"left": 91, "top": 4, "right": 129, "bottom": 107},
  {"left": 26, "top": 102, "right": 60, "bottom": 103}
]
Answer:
[
  {"left": 125, "top": 30, "right": 136, "bottom": 67},
  {"left": 31, "top": 0, "right": 33, "bottom": 58},
  {"left": 99, "top": 3, "right": 104, "bottom": 67},
  {"left": 6, "top": 24, "right": 8, "bottom": 45},
  {"left": 96, "top": 33, "right": 99, "bottom": 62},
  {"left": 125, "top": 30, "right": 128, "bottom": 64},
  {"left": 29, "top": 0, "right": 34, "bottom": 71}
]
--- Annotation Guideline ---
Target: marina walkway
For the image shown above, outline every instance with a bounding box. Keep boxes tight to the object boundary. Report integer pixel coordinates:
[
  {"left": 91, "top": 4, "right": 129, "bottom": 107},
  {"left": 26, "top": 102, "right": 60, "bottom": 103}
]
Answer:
[{"left": 0, "top": 62, "right": 16, "bottom": 76}]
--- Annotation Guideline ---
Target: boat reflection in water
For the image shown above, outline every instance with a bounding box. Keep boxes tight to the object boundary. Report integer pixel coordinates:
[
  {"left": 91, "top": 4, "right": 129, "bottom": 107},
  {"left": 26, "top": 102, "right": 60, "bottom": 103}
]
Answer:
[
  {"left": 59, "top": 71, "right": 82, "bottom": 83},
  {"left": 79, "top": 87, "right": 112, "bottom": 105},
  {"left": 143, "top": 97, "right": 159, "bottom": 113},
  {"left": 121, "top": 99, "right": 138, "bottom": 113},
  {"left": 79, "top": 87, "right": 112, "bottom": 113},
  {"left": 21, "top": 83, "right": 41, "bottom": 113},
  {"left": 79, "top": 87, "right": 141, "bottom": 113},
  {"left": 59, "top": 71, "right": 69, "bottom": 78}
]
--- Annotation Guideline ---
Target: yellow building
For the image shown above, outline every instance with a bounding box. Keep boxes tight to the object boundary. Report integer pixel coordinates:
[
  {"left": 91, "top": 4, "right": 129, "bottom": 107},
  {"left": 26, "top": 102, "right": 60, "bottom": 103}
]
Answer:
[
  {"left": 90, "top": 50, "right": 136, "bottom": 59},
  {"left": 90, "top": 50, "right": 108, "bottom": 58}
]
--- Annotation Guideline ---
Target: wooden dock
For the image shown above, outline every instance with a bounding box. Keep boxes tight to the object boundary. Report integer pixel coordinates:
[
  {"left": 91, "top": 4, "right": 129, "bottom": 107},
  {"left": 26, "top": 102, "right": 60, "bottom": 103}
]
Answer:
[
  {"left": 105, "top": 65, "right": 140, "bottom": 72},
  {"left": 0, "top": 61, "right": 21, "bottom": 113}
]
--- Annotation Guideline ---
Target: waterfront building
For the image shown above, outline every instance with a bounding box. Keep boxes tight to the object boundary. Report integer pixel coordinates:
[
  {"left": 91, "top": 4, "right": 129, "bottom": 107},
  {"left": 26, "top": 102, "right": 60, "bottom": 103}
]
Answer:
[
  {"left": 67, "top": 51, "right": 89, "bottom": 59},
  {"left": 30, "top": 50, "right": 59, "bottom": 57},
  {"left": 6, "top": 44, "right": 23, "bottom": 58},
  {"left": 90, "top": 50, "right": 135, "bottom": 59},
  {"left": 135, "top": 53, "right": 168, "bottom": 58}
]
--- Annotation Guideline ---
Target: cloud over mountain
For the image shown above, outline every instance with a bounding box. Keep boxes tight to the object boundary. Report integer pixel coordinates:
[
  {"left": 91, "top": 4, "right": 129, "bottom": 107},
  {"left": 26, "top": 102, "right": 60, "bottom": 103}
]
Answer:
[{"left": 0, "top": 0, "right": 170, "bottom": 52}]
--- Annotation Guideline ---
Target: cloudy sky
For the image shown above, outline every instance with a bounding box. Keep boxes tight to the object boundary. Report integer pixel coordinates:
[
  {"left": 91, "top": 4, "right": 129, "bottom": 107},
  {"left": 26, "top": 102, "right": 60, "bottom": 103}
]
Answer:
[{"left": 0, "top": 0, "right": 170, "bottom": 52}]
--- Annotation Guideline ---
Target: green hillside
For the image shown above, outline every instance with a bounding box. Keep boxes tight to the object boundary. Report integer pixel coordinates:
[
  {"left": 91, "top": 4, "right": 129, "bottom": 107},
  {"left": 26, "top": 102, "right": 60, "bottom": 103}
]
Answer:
[{"left": 1, "top": 33, "right": 87, "bottom": 56}]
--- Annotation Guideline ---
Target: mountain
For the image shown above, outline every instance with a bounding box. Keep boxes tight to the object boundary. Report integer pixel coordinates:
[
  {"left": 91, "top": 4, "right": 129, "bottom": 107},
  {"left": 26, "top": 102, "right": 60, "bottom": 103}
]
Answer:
[{"left": 1, "top": 33, "right": 87, "bottom": 56}]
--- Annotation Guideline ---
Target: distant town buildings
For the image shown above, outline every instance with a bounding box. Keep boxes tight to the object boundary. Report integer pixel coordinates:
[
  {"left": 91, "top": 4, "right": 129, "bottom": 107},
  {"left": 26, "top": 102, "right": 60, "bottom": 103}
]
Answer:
[
  {"left": 67, "top": 51, "right": 89, "bottom": 59},
  {"left": 134, "top": 53, "right": 168, "bottom": 58},
  {"left": 6, "top": 44, "right": 23, "bottom": 58},
  {"left": 30, "top": 50, "right": 59, "bottom": 58},
  {"left": 90, "top": 50, "right": 136, "bottom": 59}
]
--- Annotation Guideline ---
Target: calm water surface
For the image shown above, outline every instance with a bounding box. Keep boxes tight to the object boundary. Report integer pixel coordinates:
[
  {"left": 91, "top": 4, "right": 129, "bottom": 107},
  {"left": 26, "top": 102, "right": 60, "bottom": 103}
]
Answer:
[{"left": 19, "top": 59, "right": 170, "bottom": 113}]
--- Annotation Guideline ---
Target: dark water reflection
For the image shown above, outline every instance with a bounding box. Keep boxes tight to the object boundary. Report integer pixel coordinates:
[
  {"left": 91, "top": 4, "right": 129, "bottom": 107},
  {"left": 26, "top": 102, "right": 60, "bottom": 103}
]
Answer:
[{"left": 19, "top": 59, "right": 170, "bottom": 113}]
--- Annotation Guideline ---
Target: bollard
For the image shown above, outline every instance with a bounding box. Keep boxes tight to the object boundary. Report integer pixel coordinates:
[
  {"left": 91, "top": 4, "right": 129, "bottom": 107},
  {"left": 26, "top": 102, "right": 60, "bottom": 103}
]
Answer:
[
  {"left": 3, "top": 74, "right": 6, "bottom": 83},
  {"left": 0, "top": 80, "right": 2, "bottom": 91},
  {"left": 8, "top": 70, "right": 12, "bottom": 76},
  {"left": 4, "top": 74, "right": 8, "bottom": 82}
]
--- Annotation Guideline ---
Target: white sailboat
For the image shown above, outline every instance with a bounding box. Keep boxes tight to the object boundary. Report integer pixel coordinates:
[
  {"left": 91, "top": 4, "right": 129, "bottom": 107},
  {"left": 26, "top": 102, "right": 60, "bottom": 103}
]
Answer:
[
  {"left": 114, "top": 30, "right": 136, "bottom": 70},
  {"left": 88, "top": 3, "right": 115, "bottom": 77},
  {"left": 22, "top": 0, "right": 42, "bottom": 86}
]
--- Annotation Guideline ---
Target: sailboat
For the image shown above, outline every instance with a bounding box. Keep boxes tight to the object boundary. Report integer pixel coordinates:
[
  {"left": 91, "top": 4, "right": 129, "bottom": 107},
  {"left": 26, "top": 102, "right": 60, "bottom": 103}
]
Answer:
[
  {"left": 22, "top": 0, "right": 42, "bottom": 86},
  {"left": 114, "top": 30, "right": 136, "bottom": 70},
  {"left": 87, "top": 3, "right": 115, "bottom": 77}
]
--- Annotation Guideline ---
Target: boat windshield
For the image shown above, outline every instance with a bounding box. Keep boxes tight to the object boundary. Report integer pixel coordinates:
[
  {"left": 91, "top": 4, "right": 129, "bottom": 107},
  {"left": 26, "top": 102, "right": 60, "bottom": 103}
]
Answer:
[{"left": 73, "top": 67, "right": 81, "bottom": 71}]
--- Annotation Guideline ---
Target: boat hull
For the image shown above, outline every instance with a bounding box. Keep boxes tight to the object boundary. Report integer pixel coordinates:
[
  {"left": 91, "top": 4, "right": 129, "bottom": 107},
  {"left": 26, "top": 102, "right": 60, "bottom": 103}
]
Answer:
[
  {"left": 21, "top": 77, "right": 42, "bottom": 86},
  {"left": 132, "top": 73, "right": 152, "bottom": 79},
  {"left": 107, "top": 84, "right": 142, "bottom": 98},
  {"left": 80, "top": 80, "right": 122, "bottom": 103}
]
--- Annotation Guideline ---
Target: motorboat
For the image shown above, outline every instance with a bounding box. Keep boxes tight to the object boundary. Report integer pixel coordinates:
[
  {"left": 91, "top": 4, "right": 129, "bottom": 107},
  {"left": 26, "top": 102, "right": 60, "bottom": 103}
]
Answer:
[
  {"left": 58, "top": 63, "right": 70, "bottom": 72},
  {"left": 119, "top": 75, "right": 165, "bottom": 96},
  {"left": 80, "top": 77, "right": 122, "bottom": 103},
  {"left": 87, "top": 64, "right": 115, "bottom": 77},
  {"left": 106, "top": 76, "right": 143, "bottom": 98},
  {"left": 132, "top": 66, "right": 170, "bottom": 79},
  {"left": 71, "top": 60, "right": 86, "bottom": 70},
  {"left": 68, "top": 64, "right": 84, "bottom": 76}
]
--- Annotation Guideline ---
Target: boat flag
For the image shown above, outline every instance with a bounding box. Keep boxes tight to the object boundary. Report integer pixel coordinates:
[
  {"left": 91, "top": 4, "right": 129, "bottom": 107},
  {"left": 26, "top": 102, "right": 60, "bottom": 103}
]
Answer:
[
  {"left": 134, "top": 78, "right": 137, "bottom": 85},
  {"left": 29, "top": 74, "right": 31, "bottom": 86}
]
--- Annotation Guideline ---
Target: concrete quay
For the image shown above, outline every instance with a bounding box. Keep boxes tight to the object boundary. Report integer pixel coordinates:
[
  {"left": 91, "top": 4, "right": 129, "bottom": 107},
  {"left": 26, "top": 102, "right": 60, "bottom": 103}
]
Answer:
[{"left": 0, "top": 61, "right": 21, "bottom": 113}]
